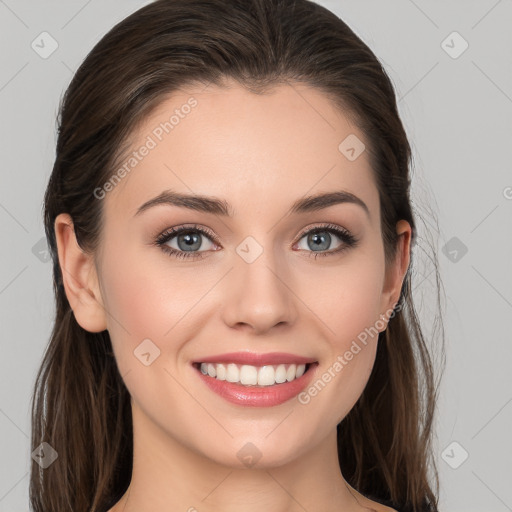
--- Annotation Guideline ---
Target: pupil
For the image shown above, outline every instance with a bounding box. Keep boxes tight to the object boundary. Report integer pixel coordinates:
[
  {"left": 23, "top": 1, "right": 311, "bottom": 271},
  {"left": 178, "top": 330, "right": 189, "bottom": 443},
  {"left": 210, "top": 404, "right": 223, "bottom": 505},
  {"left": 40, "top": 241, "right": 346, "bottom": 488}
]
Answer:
[
  {"left": 310, "top": 232, "right": 330, "bottom": 251},
  {"left": 179, "top": 232, "right": 201, "bottom": 251}
]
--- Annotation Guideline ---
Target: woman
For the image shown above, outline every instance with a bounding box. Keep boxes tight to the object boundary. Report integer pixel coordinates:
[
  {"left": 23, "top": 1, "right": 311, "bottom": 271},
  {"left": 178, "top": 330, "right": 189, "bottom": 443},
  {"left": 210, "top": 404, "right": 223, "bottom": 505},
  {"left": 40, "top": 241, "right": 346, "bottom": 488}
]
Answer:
[{"left": 30, "top": 0, "right": 444, "bottom": 511}]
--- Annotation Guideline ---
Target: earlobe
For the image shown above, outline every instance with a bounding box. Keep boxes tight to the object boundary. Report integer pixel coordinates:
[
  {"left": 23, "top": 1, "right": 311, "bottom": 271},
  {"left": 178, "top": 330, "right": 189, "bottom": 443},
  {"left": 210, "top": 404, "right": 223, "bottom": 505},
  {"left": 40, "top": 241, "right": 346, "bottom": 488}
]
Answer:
[{"left": 54, "top": 213, "right": 107, "bottom": 333}]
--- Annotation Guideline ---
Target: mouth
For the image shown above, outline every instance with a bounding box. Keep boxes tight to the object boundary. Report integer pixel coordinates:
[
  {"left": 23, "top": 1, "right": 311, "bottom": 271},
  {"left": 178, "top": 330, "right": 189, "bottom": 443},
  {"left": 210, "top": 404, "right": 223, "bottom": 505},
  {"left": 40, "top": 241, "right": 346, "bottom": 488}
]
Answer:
[
  {"left": 192, "top": 360, "right": 319, "bottom": 407},
  {"left": 192, "top": 361, "right": 318, "bottom": 387}
]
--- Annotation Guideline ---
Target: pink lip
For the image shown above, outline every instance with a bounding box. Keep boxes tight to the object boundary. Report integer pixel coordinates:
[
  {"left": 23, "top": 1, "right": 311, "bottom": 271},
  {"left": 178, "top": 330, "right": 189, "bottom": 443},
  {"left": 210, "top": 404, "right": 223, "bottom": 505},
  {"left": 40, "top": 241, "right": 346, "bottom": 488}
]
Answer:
[
  {"left": 194, "top": 362, "right": 319, "bottom": 407},
  {"left": 192, "top": 351, "right": 317, "bottom": 366}
]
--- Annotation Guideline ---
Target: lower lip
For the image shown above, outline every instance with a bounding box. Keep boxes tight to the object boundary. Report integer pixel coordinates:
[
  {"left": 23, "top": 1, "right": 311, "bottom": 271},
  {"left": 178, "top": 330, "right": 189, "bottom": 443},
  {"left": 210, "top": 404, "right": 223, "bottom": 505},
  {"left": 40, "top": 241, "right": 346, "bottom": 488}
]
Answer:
[{"left": 193, "top": 363, "right": 318, "bottom": 407}]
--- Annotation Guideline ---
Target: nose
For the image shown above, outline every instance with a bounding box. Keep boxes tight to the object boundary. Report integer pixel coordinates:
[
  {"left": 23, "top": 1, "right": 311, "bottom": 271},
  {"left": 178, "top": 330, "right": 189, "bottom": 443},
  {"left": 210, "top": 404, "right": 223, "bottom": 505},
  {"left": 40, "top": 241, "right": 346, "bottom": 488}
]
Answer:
[{"left": 221, "top": 246, "right": 298, "bottom": 335}]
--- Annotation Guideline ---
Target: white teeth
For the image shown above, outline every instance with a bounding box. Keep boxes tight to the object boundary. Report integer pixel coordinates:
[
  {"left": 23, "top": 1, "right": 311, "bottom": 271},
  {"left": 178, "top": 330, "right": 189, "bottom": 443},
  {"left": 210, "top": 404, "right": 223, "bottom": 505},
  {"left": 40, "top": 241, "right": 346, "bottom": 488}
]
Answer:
[
  {"left": 199, "top": 362, "right": 308, "bottom": 386},
  {"left": 275, "top": 364, "right": 287, "bottom": 383},
  {"left": 257, "top": 365, "right": 275, "bottom": 386},
  {"left": 226, "top": 363, "right": 239, "bottom": 383},
  {"left": 286, "top": 364, "right": 297, "bottom": 382},
  {"left": 240, "top": 365, "right": 258, "bottom": 385},
  {"left": 216, "top": 363, "right": 227, "bottom": 380}
]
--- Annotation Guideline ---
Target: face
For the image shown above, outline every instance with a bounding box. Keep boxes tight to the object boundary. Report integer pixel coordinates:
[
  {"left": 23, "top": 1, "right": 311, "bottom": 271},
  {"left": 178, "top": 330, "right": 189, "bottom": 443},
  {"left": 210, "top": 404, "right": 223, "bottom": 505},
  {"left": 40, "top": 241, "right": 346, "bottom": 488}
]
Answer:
[{"left": 87, "top": 80, "right": 405, "bottom": 468}]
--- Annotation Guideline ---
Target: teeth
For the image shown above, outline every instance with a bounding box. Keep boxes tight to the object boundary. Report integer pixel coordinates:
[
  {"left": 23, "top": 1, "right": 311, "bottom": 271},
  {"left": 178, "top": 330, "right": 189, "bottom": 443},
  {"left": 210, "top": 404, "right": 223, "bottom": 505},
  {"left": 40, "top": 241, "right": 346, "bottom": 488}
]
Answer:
[
  {"left": 258, "top": 365, "right": 275, "bottom": 385},
  {"left": 226, "top": 363, "right": 239, "bottom": 383},
  {"left": 216, "top": 363, "right": 227, "bottom": 381},
  {"left": 199, "top": 362, "right": 307, "bottom": 386},
  {"left": 275, "top": 364, "right": 287, "bottom": 383},
  {"left": 286, "top": 364, "right": 297, "bottom": 381},
  {"left": 240, "top": 365, "right": 258, "bottom": 385}
]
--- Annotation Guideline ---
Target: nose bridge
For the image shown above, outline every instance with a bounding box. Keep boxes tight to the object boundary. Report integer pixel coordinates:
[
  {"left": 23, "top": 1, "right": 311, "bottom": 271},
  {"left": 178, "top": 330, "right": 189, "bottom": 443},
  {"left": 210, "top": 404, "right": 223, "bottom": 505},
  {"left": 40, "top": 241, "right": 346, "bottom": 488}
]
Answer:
[{"left": 221, "top": 234, "right": 296, "bottom": 332}]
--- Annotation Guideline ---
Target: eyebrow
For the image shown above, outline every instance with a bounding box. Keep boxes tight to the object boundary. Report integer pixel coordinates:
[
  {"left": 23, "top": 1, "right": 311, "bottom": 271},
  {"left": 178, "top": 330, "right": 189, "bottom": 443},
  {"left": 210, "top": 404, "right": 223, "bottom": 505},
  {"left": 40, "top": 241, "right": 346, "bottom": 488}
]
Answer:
[{"left": 134, "top": 189, "right": 370, "bottom": 219}]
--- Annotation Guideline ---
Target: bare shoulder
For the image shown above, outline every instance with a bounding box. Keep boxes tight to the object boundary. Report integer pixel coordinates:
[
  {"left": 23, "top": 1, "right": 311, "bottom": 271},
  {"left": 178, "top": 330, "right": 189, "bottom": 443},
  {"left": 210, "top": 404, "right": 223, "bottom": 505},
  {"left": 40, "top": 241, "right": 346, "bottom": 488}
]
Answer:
[
  {"left": 370, "top": 503, "right": 397, "bottom": 512},
  {"left": 366, "top": 501, "right": 398, "bottom": 512},
  {"left": 345, "top": 481, "right": 398, "bottom": 511},
  {"left": 353, "top": 492, "right": 398, "bottom": 512},
  {"left": 378, "top": 505, "right": 398, "bottom": 512}
]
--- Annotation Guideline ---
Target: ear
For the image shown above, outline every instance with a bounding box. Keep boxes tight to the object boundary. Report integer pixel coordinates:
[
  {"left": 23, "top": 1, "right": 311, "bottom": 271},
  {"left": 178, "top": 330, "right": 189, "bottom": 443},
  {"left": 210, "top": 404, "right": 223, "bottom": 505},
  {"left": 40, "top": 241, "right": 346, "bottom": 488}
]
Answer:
[
  {"left": 54, "top": 213, "right": 107, "bottom": 333},
  {"left": 377, "top": 219, "right": 412, "bottom": 331}
]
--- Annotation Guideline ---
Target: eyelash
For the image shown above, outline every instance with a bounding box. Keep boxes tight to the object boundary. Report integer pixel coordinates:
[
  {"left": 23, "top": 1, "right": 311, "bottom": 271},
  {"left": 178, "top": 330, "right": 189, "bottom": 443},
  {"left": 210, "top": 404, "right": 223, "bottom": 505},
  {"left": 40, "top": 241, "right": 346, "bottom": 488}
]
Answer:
[{"left": 154, "top": 223, "right": 359, "bottom": 261}]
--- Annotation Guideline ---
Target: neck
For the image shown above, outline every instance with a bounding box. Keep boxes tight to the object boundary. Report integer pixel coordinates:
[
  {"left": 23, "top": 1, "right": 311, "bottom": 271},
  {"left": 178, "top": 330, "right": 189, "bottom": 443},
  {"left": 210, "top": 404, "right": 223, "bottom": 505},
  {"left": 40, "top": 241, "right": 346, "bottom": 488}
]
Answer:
[{"left": 109, "top": 400, "right": 376, "bottom": 512}]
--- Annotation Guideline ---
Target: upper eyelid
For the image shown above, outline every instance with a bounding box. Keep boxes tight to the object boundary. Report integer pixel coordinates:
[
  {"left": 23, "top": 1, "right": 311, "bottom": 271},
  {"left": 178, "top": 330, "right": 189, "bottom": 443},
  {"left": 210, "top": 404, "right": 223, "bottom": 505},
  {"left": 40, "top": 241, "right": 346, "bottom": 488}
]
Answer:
[
  {"left": 156, "top": 224, "right": 219, "bottom": 244},
  {"left": 296, "top": 223, "right": 350, "bottom": 237}
]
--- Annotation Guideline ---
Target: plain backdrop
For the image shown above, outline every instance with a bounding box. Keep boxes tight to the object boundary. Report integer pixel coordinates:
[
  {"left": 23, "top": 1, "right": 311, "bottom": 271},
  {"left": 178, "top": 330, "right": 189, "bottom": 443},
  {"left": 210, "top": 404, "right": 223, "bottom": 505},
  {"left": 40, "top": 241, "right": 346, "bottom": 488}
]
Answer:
[{"left": 0, "top": 1, "right": 511, "bottom": 510}]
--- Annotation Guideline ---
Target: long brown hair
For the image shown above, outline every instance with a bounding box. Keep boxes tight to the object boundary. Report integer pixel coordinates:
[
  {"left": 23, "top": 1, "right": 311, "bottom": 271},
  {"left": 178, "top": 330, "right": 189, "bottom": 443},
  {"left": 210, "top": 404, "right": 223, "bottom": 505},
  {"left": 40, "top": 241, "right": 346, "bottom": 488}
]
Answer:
[{"left": 31, "top": 0, "right": 445, "bottom": 510}]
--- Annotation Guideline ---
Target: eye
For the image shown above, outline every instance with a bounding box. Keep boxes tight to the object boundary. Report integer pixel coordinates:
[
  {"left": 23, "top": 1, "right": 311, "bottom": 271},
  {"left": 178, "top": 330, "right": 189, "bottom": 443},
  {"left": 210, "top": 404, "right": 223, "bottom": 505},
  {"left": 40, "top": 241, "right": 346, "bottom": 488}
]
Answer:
[
  {"left": 294, "top": 223, "right": 359, "bottom": 259},
  {"left": 155, "top": 224, "right": 219, "bottom": 260},
  {"left": 154, "top": 222, "right": 359, "bottom": 261}
]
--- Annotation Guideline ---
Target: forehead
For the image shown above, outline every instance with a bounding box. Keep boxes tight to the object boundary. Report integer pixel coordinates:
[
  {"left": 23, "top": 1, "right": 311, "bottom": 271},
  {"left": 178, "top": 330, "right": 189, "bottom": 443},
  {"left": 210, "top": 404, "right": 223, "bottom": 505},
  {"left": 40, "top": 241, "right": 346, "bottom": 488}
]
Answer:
[{"left": 103, "top": 80, "right": 378, "bottom": 222}]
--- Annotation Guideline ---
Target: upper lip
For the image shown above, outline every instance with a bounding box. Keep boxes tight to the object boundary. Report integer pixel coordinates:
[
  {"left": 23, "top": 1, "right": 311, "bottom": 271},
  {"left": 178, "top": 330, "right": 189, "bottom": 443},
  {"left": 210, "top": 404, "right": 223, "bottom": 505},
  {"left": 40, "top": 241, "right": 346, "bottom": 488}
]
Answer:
[{"left": 193, "top": 352, "right": 317, "bottom": 366}]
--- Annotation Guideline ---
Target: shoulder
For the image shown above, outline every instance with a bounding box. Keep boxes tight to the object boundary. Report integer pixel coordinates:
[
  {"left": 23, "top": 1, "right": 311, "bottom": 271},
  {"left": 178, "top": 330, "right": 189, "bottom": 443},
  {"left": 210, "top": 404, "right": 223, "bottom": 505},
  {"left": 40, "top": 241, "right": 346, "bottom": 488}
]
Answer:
[
  {"left": 372, "top": 504, "right": 398, "bottom": 512},
  {"left": 344, "top": 481, "right": 400, "bottom": 512},
  {"left": 352, "top": 493, "right": 398, "bottom": 512},
  {"left": 368, "top": 503, "right": 398, "bottom": 512}
]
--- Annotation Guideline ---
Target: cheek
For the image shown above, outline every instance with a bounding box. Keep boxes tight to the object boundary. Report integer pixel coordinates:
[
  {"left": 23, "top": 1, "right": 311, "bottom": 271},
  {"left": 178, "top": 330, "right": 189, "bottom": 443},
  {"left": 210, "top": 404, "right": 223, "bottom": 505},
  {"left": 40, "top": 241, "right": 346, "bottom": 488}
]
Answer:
[
  {"left": 97, "top": 245, "right": 206, "bottom": 419},
  {"left": 98, "top": 240, "right": 217, "bottom": 366},
  {"left": 299, "top": 250, "right": 385, "bottom": 348},
  {"left": 330, "top": 257, "right": 384, "bottom": 373},
  {"left": 332, "top": 271, "right": 383, "bottom": 348},
  {"left": 295, "top": 254, "right": 385, "bottom": 423}
]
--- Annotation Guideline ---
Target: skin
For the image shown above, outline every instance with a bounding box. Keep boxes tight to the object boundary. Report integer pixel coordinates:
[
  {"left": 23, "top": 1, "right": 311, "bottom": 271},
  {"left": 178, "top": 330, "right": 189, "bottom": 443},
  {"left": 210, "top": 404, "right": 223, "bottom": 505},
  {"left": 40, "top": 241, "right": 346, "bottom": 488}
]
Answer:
[{"left": 55, "top": 79, "right": 410, "bottom": 512}]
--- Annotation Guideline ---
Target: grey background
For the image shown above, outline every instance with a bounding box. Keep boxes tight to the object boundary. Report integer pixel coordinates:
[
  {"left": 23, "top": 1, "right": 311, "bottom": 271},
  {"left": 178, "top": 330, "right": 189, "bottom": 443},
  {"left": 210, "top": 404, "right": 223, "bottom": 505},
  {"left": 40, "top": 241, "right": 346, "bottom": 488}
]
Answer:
[{"left": 1, "top": 0, "right": 511, "bottom": 510}]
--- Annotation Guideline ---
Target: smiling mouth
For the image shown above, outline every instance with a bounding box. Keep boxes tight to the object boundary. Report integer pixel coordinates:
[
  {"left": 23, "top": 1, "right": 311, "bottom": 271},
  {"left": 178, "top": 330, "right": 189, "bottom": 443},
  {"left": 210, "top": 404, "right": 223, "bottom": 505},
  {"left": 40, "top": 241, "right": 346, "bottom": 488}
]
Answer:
[{"left": 192, "top": 361, "right": 317, "bottom": 387}]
